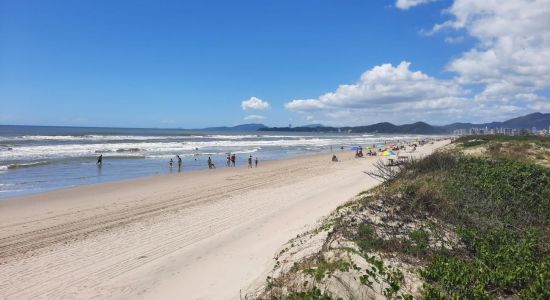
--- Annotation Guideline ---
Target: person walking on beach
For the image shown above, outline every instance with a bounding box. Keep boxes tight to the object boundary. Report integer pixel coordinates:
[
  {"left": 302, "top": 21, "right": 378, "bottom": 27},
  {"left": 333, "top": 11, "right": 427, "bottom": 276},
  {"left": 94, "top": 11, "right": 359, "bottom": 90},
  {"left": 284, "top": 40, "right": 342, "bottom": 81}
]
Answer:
[
  {"left": 226, "top": 154, "right": 231, "bottom": 167},
  {"left": 176, "top": 155, "right": 182, "bottom": 172},
  {"left": 255, "top": 157, "right": 258, "bottom": 168},
  {"left": 96, "top": 154, "right": 103, "bottom": 165},
  {"left": 231, "top": 154, "right": 236, "bottom": 167},
  {"left": 248, "top": 155, "right": 253, "bottom": 168},
  {"left": 208, "top": 156, "right": 215, "bottom": 169}
]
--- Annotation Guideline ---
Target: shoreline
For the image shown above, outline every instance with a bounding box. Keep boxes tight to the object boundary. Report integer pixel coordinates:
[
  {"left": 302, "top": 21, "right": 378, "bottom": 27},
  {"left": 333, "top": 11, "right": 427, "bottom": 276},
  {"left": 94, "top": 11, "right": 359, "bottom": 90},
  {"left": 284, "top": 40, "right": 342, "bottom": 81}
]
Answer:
[
  {"left": 0, "top": 130, "right": 444, "bottom": 200},
  {"left": 0, "top": 149, "right": 344, "bottom": 205},
  {"left": 0, "top": 139, "right": 449, "bottom": 299},
  {"left": 0, "top": 150, "right": 317, "bottom": 200}
]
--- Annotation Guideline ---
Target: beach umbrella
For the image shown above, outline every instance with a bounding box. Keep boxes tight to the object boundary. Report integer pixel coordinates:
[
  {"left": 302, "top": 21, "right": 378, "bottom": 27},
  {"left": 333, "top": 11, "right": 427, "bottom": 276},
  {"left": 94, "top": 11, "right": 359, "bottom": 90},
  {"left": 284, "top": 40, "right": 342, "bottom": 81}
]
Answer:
[
  {"left": 380, "top": 150, "right": 398, "bottom": 156},
  {"left": 351, "top": 146, "right": 360, "bottom": 150}
]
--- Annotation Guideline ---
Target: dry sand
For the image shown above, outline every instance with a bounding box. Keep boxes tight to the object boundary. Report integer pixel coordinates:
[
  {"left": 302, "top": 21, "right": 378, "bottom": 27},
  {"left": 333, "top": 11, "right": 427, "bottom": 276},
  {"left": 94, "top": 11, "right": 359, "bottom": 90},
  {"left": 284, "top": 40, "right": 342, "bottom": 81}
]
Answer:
[{"left": 0, "top": 139, "right": 449, "bottom": 299}]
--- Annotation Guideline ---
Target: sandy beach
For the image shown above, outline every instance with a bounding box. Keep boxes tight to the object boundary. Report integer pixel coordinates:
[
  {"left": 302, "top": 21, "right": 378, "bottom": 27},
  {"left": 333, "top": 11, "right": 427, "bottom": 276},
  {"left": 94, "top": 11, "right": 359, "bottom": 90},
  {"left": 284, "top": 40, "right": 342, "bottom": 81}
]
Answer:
[{"left": 0, "top": 139, "right": 449, "bottom": 299}]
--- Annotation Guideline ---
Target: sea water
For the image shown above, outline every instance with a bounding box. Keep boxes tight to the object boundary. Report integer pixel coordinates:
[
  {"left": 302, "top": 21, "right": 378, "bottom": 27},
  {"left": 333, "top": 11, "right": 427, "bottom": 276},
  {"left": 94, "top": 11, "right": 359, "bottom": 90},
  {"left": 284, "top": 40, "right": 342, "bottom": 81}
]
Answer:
[{"left": 0, "top": 125, "right": 434, "bottom": 198}]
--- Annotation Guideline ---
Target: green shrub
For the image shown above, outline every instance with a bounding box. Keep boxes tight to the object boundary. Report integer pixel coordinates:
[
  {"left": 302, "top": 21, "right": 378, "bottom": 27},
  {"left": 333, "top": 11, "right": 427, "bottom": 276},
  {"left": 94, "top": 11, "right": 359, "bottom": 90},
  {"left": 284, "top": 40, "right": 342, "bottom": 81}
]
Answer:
[
  {"left": 462, "top": 140, "right": 487, "bottom": 148},
  {"left": 404, "top": 229, "right": 430, "bottom": 256},
  {"left": 397, "top": 153, "right": 550, "bottom": 233},
  {"left": 355, "top": 224, "right": 385, "bottom": 252},
  {"left": 368, "top": 147, "right": 550, "bottom": 298},
  {"left": 282, "top": 287, "right": 337, "bottom": 300},
  {"left": 421, "top": 229, "right": 550, "bottom": 299},
  {"left": 304, "top": 258, "right": 351, "bottom": 281}
]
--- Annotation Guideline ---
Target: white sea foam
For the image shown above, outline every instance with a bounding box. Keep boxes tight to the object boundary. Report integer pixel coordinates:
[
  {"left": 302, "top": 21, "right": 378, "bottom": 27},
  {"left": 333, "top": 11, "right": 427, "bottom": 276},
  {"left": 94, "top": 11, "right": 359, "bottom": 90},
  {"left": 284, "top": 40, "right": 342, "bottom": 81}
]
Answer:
[
  {"left": 0, "top": 189, "right": 24, "bottom": 193},
  {"left": 0, "top": 134, "right": 431, "bottom": 162},
  {"left": 0, "top": 133, "right": 379, "bottom": 142},
  {"left": 0, "top": 135, "right": 205, "bottom": 142},
  {"left": 0, "top": 134, "right": 325, "bottom": 142}
]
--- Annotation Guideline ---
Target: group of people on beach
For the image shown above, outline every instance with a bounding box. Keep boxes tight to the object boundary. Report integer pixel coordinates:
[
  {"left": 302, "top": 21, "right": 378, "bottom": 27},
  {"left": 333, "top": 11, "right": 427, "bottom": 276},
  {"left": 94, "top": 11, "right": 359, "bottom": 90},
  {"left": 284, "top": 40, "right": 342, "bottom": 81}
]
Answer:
[
  {"left": 248, "top": 155, "right": 258, "bottom": 168},
  {"left": 168, "top": 155, "right": 183, "bottom": 171},
  {"left": 164, "top": 152, "right": 260, "bottom": 172},
  {"left": 96, "top": 139, "right": 434, "bottom": 172},
  {"left": 226, "top": 153, "right": 236, "bottom": 167},
  {"left": 98, "top": 152, "right": 261, "bottom": 172},
  {"left": 330, "top": 138, "right": 437, "bottom": 162},
  {"left": 228, "top": 153, "right": 259, "bottom": 168}
]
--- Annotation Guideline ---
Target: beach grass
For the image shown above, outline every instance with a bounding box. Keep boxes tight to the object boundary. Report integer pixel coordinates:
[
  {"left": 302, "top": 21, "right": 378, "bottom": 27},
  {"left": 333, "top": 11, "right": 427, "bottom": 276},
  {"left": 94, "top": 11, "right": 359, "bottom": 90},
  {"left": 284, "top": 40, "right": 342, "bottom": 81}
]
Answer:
[{"left": 260, "top": 136, "right": 550, "bottom": 299}]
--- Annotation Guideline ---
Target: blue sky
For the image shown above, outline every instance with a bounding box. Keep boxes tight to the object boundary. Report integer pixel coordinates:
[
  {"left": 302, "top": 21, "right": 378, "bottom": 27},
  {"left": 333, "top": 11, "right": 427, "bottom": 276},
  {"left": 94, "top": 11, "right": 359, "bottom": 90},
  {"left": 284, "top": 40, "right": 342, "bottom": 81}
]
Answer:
[{"left": 1, "top": 0, "right": 548, "bottom": 127}]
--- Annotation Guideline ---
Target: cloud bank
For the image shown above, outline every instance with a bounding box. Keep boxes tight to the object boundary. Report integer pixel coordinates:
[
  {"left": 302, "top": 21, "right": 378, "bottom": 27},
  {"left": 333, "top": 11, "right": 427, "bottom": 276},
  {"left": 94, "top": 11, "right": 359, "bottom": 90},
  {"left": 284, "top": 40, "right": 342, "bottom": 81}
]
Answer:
[
  {"left": 285, "top": 62, "right": 469, "bottom": 125},
  {"left": 286, "top": 61, "right": 464, "bottom": 112},
  {"left": 438, "top": 0, "right": 550, "bottom": 108}
]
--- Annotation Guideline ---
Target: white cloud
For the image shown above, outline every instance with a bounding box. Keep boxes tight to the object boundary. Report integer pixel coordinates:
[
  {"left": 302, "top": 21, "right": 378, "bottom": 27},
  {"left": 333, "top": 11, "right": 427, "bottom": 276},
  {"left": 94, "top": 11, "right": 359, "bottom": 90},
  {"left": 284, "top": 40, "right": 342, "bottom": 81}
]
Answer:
[
  {"left": 284, "top": 1, "right": 550, "bottom": 125},
  {"left": 285, "top": 99, "right": 327, "bottom": 111},
  {"left": 285, "top": 61, "right": 464, "bottom": 112},
  {"left": 434, "top": 0, "right": 550, "bottom": 103},
  {"left": 241, "top": 96, "right": 270, "bottom": 110},
  {"left": 243, "top": 114, "right": 266, "bottom": 121},
  {"left": 395, "top": 0, "right": 436, "bottom": 10},
  {"left": 284, "top": 61, "right": 475, "bottom": 125}
]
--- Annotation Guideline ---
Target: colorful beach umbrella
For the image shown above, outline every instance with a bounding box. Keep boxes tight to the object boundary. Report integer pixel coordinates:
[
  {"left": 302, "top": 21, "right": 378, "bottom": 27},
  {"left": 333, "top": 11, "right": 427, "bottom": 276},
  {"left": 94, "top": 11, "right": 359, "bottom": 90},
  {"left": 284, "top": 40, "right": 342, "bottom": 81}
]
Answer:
[{"left": 381, "top": 150, "right": 398, "bottom": 156}]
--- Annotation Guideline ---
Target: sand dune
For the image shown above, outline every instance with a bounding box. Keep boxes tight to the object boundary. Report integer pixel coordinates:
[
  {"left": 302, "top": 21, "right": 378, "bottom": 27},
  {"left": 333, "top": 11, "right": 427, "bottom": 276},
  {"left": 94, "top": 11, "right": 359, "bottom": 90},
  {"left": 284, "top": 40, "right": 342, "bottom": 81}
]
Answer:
[{"left": 0, "top": 140, "right": 448, "bottom": 299}]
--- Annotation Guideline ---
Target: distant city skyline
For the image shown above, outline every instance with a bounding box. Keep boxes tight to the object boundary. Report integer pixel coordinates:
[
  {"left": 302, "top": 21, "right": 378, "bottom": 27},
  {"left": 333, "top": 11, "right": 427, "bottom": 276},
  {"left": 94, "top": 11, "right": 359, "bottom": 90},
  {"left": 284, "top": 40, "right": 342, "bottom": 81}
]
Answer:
[{"left": 1, "top": 0, "right": 549, "bottom": 128}]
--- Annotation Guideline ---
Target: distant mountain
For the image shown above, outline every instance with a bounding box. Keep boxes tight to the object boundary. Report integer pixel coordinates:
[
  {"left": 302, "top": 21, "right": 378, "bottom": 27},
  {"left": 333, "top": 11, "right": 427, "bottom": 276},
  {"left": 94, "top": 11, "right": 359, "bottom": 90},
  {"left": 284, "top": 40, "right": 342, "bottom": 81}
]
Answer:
[
  {"left": 200, "top": 123, "right": 267, "bottom": 132},
  {"left": 443, "top": 112, "right": 550, "bottom": 131},
  {"left": 260, "top": 121, "right": 446, "bottom": 134},
  {"left": 302, "top": 123, "right": 324, "bottom": 128},
  {"left": 501, "top": 112, "right": 550, "bottom": 129},
  {"left": 400, "top": 122, "right": 448, "bottom": 134},
  {"left": 259, "top": 112, "right": 550, "bottom": 134}
]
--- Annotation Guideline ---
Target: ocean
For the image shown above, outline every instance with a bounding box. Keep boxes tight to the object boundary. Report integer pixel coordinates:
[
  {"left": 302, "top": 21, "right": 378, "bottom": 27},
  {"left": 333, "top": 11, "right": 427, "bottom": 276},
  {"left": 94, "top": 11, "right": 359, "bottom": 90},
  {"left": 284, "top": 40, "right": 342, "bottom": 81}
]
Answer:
[{"left": 0, "top": 125, "right": 434, "bottom": 198}]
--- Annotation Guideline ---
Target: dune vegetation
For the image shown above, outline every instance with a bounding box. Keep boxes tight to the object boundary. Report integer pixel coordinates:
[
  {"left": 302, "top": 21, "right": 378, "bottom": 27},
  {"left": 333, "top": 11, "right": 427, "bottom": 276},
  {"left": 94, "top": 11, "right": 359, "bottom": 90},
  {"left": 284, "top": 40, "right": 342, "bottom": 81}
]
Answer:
[{"left": 254, "top": 136, "right": 550, "bottom": 299}]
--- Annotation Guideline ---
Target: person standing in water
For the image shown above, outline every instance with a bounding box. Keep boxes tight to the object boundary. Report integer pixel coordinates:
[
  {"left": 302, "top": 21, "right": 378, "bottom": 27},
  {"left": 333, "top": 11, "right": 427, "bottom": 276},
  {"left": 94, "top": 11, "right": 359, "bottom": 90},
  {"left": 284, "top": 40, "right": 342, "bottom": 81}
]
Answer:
[
  {"left": 255, "top": 157, "right": 258, "bottom": 168},
  {"left": 226, "top": 154, "right": 231, "bottom": 167},
  {"left": 208, "top": 156, "right": 215, "bottom": 169},
  {"left": 169, "top": 158, "right": 173, "bottom": 168},
  {"left": 231, "top": 154, "right": 236, "bottom": 167},
  {"left": 248, "top": 155, "right": 253, "bottom": 168},
  {"left": 96, "top": 154, "right": 103, "bottom": 165},
  {"left": 176, "top": 155, "right": 182, "bottom": 172}
]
